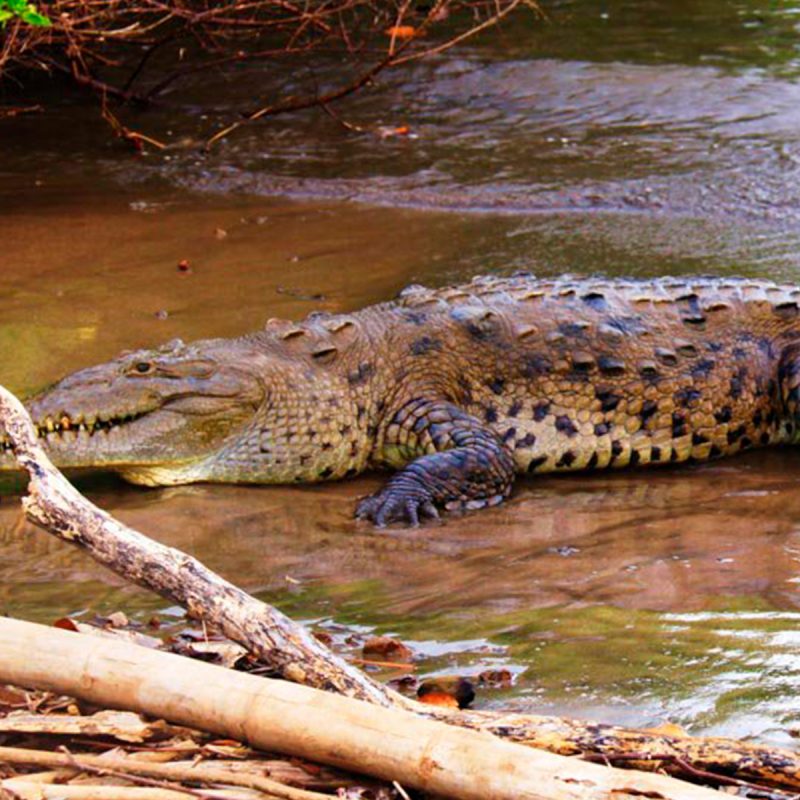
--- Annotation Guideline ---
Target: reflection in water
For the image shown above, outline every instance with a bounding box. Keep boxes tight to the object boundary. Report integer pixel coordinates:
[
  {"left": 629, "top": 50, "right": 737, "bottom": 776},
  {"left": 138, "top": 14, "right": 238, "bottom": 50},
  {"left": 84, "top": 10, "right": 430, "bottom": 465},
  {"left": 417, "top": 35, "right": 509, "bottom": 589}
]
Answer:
[{"left": 4, "top": 0, "right": 800, "bottom": 745}]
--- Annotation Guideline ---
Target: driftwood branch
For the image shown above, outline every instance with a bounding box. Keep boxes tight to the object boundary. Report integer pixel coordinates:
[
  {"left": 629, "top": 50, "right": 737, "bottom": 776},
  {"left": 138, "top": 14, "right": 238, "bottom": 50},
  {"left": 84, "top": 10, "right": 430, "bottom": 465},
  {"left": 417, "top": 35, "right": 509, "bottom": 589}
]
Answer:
[
  {"left": 0, "top": 616, "right": 724, "bottom": 800},
  {"left": 5, "top": 381, "right": 800, "bottom": 795}
]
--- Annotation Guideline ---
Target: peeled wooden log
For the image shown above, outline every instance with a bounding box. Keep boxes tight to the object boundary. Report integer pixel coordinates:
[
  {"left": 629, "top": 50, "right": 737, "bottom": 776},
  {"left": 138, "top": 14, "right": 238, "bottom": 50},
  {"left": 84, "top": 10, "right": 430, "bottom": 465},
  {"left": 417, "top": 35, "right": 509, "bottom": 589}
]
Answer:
[
  {"left": 0, "top": 616, "right": 724, "bottom": 800},
  {"left": 3, "top": 382, "right": 800, "bottom": 794}
]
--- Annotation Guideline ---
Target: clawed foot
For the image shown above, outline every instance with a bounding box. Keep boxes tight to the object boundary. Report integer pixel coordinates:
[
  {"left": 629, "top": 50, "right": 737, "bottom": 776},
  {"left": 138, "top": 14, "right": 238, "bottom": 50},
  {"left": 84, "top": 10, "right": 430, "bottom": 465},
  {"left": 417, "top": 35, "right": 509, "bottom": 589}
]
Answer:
[{"left": 355, "top": 486, "right": 440, "bottom": 527}]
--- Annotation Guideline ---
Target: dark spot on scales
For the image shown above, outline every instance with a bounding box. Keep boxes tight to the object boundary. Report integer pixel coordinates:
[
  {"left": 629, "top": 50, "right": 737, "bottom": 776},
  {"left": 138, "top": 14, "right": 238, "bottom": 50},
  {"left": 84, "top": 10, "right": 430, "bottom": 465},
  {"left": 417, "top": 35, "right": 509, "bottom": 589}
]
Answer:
[
  {"left": 485, "top": 406, "right": 498, "bottom": 424},
  {"left": 347, "top": 362, "right": 374, "bottom": 386},
  {"left": 319, "top": 467, "right": 333, "bottom": 479},
  {"left": 727, "top": 425, "right": 746, "bottom": 444},
  {"left": 639, "top": 363, "right": 660, "bottom": 379},
  {"left": 465, "top": 321, "right": 491, "bottom": 340},
  {"left": 559, "top": 322, "right": 588, "bottom": 338},
  {"left": 581, "top": 292, "right": 607, "bottom": 312},
  {"left": 760, "top": 431, "right": 770, "bottom": 446},
  {"left": 571, "top": 353, "right": 595, "bottom": 372},
  {"left": 691, "top": 359, "right": 715, "bottom": 379},
  {"left": 714, "top": 407, "right": 732, "bottom": 424},
  {"left": 641, "top": 400, "right": 658, "bottom": 421},
  {"left": 516, "top": 433, "right": 537, "bottom": 448},
  {"left": 729, "top": 367, "right": 748, "bottom": 399},
  {"left": 606, "top": 316, "right": 646, "bottom": 336},
  {"left": 527, "top": 456, "right": 547, "bottom": 472},
  {"left": 692, "top": 432, "right": 709, "bottom": 445},
  {"left": 402, "top": 310, "right": 428, "bottom": 326},
  {"left": 611, "top": 441, "right": 624, "bottom": 459},
  {"left": 502, "top": 428, "right": 516, "bottom": 443},
  {"left": 651, "top": 445, "right": 662, "bottom": 461},
  {"left": 655, "top": 348, "right": 678, "bottom": 365},
  {"left": 410, "top": 336, "right": 442, "bottom": 356},
  {"left": 682, "top": 314, "right": 707, "bottom": 327},
  {"left": 774, "top": 301, "right": 800, "bottom": 317},
  {"left": 521, "top": 354, "right": 553, "bottom": 378},
  {"left": 508, "top": 399, "right": 522, "bottom": 417},
  {"left": 533, "top": 401, "right": 550, "bottom": 422},
  {"left": 672, "top": 412, "right": 688, "bottom": 438},
  {"left": 555, "top": 416, "right": 578, "bottom": 437},
  {"left": 594, "top": 422, "right": 610, "bottom": 436},
  {"left": 674, "top": 388, "right": 702, "bottom": 407},
  {"left": 753, "top": 410, "right": 763, "bottom": 427},
  {"left": 630, "top": 450, "right": 640, "bottom": 466},
  {"left": 488, "top": 377, "right": 505, "bottom": 395},
  {"left": 596, "top": 388, "right": 621, "bottom": 412},
  {"left": 598, "top": 356, "right": 626, "bottom": 377},
  {"left": 587, "top": 452, "right": 598, "bottom": 469},
  {"left": 710, "top": 444, "right": 722, "bottom": 458},
  {"left": 557, "top": 451, "right": 576, "bottom": 467}
]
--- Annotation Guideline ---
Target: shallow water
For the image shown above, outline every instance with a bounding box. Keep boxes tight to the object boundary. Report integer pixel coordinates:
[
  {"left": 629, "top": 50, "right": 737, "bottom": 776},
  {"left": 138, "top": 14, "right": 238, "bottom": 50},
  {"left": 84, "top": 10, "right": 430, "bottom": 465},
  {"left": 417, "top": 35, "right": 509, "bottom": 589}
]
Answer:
[{"left": 3, "top": 0, "right": 800, "bottom": 745}]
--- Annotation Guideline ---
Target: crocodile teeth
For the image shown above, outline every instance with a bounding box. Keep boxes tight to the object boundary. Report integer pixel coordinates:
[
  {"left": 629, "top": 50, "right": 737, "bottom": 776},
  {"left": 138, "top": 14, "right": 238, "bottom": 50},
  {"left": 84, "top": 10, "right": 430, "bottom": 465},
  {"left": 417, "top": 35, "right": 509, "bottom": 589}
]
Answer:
[{"left": 29, "top": 409, "right": 145, "bottom": 443}]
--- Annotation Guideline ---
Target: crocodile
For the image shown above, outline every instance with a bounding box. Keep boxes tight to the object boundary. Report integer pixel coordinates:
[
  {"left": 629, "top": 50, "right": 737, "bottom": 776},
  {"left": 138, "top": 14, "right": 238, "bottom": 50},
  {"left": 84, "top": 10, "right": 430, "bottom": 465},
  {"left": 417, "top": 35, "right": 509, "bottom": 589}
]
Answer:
[{"left": 3, "top": 273, "right": 800, "bottom": 525}]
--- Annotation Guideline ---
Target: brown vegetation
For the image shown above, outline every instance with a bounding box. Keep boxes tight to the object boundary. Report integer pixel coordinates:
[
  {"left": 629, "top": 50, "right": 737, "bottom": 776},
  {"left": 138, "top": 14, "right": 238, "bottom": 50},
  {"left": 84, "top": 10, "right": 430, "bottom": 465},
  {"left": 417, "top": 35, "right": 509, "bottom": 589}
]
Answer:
[{"left": 0, "top": 0, "right": 537, "bottom": 146}]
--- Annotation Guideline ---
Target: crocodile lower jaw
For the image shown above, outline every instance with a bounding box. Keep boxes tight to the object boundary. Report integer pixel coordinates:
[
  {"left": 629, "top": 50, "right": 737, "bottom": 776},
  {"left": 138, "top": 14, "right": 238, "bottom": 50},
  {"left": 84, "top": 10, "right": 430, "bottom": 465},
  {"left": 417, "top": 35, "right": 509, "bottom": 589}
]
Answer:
[{"left": 117, "top": 462, "right": 210, "bottom": 487}]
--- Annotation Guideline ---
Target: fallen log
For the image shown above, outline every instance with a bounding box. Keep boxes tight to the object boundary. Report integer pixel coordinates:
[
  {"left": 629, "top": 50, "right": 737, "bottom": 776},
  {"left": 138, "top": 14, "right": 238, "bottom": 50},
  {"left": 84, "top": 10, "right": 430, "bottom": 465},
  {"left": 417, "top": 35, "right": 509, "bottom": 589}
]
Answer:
[
  {"left": 2, "top": 382, "right": 800, "bottom": 794},
  {"left": 0, "top": 616, "right": 724, "bottom": 800}
]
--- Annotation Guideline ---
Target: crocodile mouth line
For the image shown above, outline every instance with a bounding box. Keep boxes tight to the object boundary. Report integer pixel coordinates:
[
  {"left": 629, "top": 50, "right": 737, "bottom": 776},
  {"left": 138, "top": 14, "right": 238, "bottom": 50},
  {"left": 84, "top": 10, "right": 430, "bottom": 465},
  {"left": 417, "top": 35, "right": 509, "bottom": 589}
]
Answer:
[{"left": 1, "top": 410, "right": 149, "bottom": 453}]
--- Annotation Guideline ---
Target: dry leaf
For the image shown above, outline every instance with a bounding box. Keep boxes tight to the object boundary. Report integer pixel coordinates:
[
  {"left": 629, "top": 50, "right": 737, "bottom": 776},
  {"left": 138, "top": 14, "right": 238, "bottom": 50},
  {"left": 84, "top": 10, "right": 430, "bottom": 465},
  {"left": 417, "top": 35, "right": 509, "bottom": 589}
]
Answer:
[{"left": 384, "top": 25, "right": 417, "bottom": 39}]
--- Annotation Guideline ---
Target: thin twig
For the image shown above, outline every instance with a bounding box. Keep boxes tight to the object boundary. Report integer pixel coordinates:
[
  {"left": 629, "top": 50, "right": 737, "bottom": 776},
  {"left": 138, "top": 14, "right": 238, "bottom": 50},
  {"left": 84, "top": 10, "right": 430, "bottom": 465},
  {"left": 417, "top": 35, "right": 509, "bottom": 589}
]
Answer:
[{"left": 580, "top": 751, "right": 800, "bottom": 799}]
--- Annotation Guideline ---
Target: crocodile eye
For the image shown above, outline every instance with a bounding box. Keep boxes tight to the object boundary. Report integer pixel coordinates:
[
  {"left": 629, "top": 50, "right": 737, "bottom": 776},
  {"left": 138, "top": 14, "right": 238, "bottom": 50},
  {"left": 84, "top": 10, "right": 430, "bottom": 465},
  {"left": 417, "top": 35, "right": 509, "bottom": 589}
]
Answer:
[{"left": 134, "top": 361, "right": 153, "bottom": 374}]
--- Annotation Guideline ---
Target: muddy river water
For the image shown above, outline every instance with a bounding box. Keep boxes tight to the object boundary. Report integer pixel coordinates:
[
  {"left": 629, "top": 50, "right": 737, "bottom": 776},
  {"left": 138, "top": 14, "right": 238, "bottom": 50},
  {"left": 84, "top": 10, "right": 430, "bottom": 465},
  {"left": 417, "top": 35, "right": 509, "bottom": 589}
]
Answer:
[{"left": 4, "top": 0, "right": 800, "bottom": 744}]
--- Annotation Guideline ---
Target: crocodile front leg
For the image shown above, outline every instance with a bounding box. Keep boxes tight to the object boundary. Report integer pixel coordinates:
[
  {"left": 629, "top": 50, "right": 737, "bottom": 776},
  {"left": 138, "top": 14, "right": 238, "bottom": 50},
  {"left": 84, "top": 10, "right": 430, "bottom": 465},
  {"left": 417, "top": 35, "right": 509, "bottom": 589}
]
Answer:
[{"left": 356, "top": 400, "right": 516, "bottom": 526}]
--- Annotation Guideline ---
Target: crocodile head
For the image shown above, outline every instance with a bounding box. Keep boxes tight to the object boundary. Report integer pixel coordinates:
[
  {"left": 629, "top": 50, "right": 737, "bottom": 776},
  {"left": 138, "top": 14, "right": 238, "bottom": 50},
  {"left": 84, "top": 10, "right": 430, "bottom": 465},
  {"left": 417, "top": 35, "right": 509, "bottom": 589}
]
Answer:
[{"left": 0, "top": 338, "right": 265, "bottom": 486}]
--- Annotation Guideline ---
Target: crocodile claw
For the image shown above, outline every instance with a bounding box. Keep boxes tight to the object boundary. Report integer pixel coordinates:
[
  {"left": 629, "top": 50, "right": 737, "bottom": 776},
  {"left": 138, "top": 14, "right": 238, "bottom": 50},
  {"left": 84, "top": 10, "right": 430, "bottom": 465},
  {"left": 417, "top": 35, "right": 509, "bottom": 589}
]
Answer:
[{"left": 356, "top": 488, "right": 440, "bottom": 527}]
